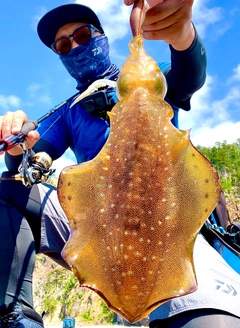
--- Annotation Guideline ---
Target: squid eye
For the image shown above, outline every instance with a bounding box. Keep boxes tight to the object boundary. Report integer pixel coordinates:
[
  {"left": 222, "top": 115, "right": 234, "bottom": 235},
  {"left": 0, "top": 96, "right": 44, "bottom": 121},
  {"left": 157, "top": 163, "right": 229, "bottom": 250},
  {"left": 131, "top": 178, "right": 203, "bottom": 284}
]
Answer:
[
  {"left": 117, "top": 74, "right": 132, "bottom": 100},
  {"left": 153, "top": 73, "right": 167, "bottom": 99}
]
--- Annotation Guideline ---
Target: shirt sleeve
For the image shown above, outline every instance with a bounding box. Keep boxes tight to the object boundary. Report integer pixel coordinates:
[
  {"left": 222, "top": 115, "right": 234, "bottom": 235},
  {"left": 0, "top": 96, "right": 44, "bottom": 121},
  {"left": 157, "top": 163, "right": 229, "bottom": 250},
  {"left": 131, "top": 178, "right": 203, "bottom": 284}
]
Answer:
[
  {"left": 4, "top": 152, "right": 23, "bottom": 173},
  {"left": 160, "top": 25, "right": 207, "bottom": 111}
]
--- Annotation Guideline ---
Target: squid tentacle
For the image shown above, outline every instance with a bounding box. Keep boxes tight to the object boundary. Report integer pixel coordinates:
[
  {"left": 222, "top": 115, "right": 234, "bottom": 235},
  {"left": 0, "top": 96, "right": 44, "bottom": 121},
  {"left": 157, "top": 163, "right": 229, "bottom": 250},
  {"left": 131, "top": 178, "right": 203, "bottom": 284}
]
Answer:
[{"left": 130, "top": 0, "right": 149, "bottom": 36}]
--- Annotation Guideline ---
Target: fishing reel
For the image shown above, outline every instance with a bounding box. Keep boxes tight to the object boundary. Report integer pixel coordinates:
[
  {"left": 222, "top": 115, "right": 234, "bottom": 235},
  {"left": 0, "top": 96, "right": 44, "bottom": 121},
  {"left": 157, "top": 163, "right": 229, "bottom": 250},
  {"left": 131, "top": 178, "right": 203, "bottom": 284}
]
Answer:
[{"left": 17, "top": 142, "right": 56, "bottom": 187}]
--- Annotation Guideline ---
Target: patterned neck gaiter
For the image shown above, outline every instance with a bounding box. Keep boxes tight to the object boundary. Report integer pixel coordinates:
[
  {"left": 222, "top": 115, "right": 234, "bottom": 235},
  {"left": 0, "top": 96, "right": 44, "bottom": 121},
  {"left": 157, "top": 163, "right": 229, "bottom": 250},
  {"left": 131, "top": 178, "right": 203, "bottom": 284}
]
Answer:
[{"left": 59, "top": 35, "right": 119, "bottom": 92}]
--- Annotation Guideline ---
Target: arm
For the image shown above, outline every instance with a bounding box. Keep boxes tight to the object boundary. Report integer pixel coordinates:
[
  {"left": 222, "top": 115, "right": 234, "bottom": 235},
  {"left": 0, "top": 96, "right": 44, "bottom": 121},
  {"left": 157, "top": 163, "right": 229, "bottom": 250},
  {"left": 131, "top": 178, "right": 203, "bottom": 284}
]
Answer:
[{"left": 166, "top": 26, "right": 206, "bottom": 110}]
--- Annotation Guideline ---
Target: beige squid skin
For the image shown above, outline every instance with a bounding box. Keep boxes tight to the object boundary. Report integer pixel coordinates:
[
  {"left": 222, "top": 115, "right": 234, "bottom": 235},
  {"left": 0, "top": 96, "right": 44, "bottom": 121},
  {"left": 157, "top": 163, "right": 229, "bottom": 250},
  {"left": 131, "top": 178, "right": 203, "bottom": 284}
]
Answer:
[{"left": 57, "top": 0, "right": 221, "bottom": 324}]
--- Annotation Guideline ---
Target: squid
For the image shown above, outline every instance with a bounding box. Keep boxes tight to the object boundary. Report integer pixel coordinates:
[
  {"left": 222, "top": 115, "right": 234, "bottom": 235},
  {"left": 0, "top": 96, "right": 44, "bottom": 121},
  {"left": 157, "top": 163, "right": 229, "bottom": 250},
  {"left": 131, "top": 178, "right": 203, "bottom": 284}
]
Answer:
[{"left": 57, "top": 0, "right": 221, "bottom": 323}]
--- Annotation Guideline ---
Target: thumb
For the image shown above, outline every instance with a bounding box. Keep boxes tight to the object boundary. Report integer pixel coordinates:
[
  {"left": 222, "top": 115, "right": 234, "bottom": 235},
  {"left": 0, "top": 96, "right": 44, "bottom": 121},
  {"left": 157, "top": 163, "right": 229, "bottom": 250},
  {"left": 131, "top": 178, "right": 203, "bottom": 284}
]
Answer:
[
  {"left": 147, "top": 0, "right": 165, "bottom": 8},
  {"left": 25, "top": 130, "right": 40, "bottom": 149}
]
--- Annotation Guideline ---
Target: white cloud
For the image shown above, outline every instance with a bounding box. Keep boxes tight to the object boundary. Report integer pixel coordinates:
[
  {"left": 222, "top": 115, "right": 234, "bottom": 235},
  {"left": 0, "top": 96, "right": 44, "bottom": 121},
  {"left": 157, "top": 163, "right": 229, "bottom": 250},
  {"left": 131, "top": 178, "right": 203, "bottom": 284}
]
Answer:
[
  {"left": 26, "top": 83, "right": 52, "bottom": 106},
  {"left": 227, "top": 64, "right": 240, "bottom": 84},
  {"left": 179, "top": 68, "right": 240, "bottom": 147},
  {"left": 178, "top": 75, "right": 214, "bottom": 130},
  {"left": 75, "top": 0, "right": 131, "bottom": 43},
  {"left": 31, "top": 6, "right": 47, "bottom": 30},
  {"left": 191, "top": 121, "right": 240, "bottom": 147},
  {"left": 27, "top": 83, "right": 41, "bottom": 98},
  {"left": 52, "top": 149, "right": 76, "bottom": 176},
  {"left": 0, "top": 95, "right": 21, "bottom": 112},
  {"left": 192, "top": 0, "right": 224, "bottom": 37}
]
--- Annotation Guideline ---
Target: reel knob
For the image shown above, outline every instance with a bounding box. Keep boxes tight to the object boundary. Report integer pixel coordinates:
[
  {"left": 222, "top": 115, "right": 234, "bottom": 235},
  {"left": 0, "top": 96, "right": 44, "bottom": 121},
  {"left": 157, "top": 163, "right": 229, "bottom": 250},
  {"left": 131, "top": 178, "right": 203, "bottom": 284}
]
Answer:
[{"left": 31, "top": 152, "right": 53, "bottom": 170}]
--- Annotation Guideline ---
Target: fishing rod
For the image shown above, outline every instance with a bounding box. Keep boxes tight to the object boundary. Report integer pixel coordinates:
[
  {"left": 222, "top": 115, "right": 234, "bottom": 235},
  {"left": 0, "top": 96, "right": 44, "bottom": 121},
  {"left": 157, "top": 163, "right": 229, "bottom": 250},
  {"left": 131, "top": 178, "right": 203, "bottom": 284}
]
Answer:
[
  {"left": 0, "top": 92, "right": 80, "bottom": 187},
  {"left": 0, "top": 92, "right": 80, "bottom": 153}
]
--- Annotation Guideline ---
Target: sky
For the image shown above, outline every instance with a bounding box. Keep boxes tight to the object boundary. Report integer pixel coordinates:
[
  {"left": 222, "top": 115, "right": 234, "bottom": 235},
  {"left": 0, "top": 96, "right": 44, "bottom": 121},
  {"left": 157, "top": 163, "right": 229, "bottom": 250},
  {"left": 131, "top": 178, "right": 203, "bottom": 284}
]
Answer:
[{"left": 0, "top": 0, "right": 240, "bottom": 174}]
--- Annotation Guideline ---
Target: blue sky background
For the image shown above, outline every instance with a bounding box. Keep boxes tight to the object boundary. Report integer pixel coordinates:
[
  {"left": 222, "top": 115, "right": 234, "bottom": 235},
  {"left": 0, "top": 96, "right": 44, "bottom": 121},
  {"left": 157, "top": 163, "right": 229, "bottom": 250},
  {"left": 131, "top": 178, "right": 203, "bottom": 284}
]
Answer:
[{"left": 0, "top": 0, "right": 240, "bottom": 174}]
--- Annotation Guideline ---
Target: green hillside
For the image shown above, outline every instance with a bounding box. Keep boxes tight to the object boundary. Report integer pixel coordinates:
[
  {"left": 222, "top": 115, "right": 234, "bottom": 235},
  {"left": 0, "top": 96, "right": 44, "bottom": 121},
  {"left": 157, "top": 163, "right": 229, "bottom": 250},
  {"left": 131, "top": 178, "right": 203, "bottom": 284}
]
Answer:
[{"left": 197, "top": 140, "right": 240, "bottom": 195}]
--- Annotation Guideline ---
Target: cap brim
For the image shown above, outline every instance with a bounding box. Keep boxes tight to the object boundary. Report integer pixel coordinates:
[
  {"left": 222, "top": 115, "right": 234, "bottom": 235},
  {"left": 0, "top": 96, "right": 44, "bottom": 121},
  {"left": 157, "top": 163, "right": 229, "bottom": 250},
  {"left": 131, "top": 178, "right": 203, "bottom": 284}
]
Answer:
[{"left": 37, "top": 4, "right": 104, "bottom": 48}]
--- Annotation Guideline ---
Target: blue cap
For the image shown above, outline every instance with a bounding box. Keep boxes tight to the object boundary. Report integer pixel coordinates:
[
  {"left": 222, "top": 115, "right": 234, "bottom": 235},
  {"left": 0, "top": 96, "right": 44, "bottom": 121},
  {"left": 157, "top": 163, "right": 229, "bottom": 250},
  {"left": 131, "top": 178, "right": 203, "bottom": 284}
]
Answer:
[{"left": 37, "top": 3, "right": 104, "bottom": 48}]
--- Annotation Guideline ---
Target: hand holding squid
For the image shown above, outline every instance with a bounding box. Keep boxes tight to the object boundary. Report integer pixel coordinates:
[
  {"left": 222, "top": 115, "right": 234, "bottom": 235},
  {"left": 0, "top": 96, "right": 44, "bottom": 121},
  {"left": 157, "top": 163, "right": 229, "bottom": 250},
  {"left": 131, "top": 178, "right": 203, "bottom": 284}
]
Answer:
[{"left": 125, "top": 0, "right": 195, "bottom": 50}]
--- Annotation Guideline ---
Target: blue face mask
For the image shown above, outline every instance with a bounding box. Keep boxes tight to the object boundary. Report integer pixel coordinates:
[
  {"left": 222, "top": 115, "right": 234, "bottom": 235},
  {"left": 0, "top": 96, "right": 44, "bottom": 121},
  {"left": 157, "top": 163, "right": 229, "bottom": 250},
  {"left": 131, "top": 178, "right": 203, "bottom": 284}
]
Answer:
[{"left": 59, "top": 35, "right": 119, "bottom": 92}]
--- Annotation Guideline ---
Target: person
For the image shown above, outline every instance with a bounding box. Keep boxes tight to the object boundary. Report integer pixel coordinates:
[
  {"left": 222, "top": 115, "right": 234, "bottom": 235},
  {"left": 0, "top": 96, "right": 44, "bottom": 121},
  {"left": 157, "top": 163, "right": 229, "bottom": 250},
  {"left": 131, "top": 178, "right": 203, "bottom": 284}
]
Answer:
[{"left": 0, "top": 1, "right": 239, "bottom": 327}]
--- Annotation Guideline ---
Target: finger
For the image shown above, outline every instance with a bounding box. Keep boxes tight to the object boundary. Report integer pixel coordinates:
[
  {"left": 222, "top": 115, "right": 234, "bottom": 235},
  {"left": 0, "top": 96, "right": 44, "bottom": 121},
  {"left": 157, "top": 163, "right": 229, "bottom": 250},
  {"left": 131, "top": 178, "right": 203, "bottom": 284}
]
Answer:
[
  {"left": 1, "top": 111, "right": 14, "bottom": 137},
  {"left": 11, "top": 110, "right": 28, "bottom": 134},
  {"left": 143, "top": 0, "right": 192, "bottom": 26},
  {"left": 143, "top": 3, "right": 179, "bottom": 26},
  {"left": 143, "top": 21, "right": 183, "bottom": 42},
  {"left": 124, "top": 0, "right": 135, "bottom": 5},
  {"left": 143, "top": 5, "right": 189, "bottom": 32},
  {"left": 147, "top": 0, "right": 165, "bottom": 8},
  {"left": 125, "top": 0, "right": 165, "bottom": 7},
  {"left": 6, "top": 130, "right": 40, "bottom": 156},
  {"left": 25, "top": 131, "right": 40, "bottom": 149},
  {"left": 1, "top": 110, "right": 28, "bottom": 137},
  {"left": 130, "top": 0, "right": 147, "bottom": 36}
]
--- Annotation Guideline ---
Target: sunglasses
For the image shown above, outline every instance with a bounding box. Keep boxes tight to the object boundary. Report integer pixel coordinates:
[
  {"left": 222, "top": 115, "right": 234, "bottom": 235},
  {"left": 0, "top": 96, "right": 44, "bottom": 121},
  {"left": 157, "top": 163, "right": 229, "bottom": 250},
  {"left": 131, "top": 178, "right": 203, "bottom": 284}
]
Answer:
[{"left": 51, "top": 24, "right": 102, "bottom": 55}]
